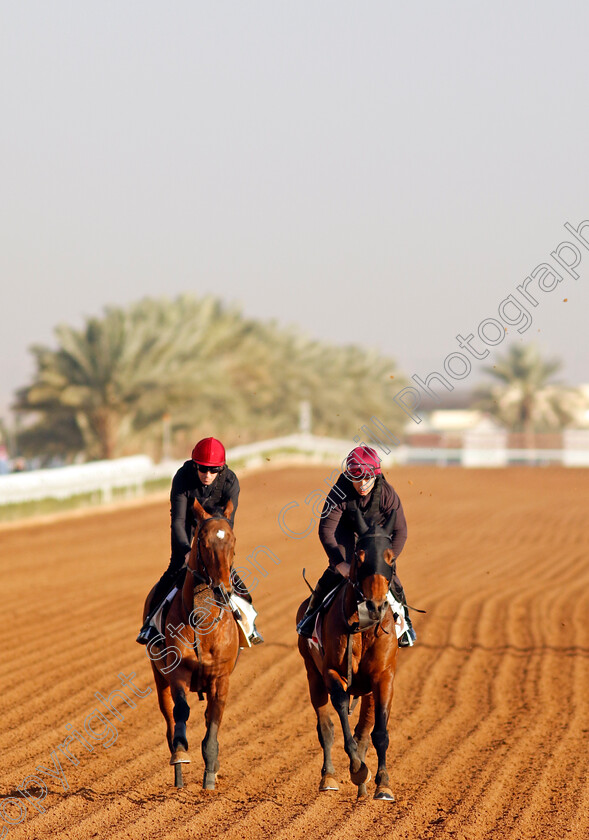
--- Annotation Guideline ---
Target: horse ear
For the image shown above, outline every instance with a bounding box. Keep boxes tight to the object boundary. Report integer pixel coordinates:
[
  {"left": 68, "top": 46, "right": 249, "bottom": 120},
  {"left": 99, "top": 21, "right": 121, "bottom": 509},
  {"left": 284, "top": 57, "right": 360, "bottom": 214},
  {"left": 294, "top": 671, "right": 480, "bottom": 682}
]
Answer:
[
  {"left": 384, "top": 547, "right": 395, "bottom": 567},
  {"left": 223, "top": 499, "right": 234, "bottom": 521},
  {"left": 350, "top": 548, "right": 364, "bottom": 583},
  {"left": 353, "top": 504, "right": 370, "bottom": 536},
  {"left": 384, "top": 508, "right": 397, "bottom": 536},
  {"left": 193, "top": 499, "right": 210, "bottom": 521}
]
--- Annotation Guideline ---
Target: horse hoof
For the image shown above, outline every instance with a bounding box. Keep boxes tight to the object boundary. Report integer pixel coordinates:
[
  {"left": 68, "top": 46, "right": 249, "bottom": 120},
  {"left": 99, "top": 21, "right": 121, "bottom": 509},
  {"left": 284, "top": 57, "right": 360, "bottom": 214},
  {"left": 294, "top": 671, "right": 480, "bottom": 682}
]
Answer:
[
  {"left": 202, "top": 771, "right": 217, "bottom": 790},
  {"left": 170, "top": 749, "right": 191, "bottom": 765},
  {"left": 357, "top": 783, "right": 368, "bottom": 799},
  {"left": 319, "top": 774, "right": 339, "bottom": 792},
  {"left": 350, "top": 764, "right": 371, "bottom": 786},
  {"left": 374, "top": 785, "right": 395, "bottom": 802}
]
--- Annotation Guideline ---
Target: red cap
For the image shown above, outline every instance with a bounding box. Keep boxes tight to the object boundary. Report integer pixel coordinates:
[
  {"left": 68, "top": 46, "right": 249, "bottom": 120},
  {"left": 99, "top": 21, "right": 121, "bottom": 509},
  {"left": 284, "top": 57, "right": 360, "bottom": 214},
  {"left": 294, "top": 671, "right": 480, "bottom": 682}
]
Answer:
[
  {"left": 191, "top": 437, "right": 226, "bottom": 467},
  {"left": 345, "top": 446, "right": 382, "bottom": 479}
]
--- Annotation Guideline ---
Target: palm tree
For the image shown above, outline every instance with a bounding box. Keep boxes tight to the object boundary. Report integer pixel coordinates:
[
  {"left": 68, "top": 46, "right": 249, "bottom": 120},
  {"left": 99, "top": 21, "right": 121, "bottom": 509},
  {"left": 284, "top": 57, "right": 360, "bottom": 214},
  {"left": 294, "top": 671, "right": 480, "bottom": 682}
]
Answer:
[
  {"left": 15, "top": 294, "right": 408, "bottom": 461},
  {"left": 221, "top": 322, "right": 406, "bottom": 441},
  {"left": 15, "top": 296, "right": 245, "bottom": 460},
  {"left": 474, "top": 344, "right": 583, "bottom": 447}
]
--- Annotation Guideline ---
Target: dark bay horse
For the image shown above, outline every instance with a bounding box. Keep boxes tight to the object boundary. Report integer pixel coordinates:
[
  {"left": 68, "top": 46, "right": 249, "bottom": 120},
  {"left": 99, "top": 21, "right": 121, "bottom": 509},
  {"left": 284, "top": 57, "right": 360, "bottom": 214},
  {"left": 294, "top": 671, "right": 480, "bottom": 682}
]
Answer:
[
  {"left": 296, "top": 509, "right": 399, "bottom": 801},
  {"left": 143, "top": 498, "right": 240, "bottom": 790}
]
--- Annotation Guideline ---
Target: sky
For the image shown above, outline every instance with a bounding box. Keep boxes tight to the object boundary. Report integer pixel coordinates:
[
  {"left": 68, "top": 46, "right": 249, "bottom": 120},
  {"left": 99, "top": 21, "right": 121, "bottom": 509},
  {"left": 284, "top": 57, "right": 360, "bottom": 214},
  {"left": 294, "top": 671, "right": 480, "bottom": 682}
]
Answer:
[{"left": 2, "top": 1, "right": 588, "bottom": 425}]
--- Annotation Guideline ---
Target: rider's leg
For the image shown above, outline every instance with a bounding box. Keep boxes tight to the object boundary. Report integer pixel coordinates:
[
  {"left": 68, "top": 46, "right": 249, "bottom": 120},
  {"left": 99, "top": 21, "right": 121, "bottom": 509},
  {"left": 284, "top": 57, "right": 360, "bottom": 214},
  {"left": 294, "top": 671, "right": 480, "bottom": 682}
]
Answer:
[
  {"left": 136, "top": 555, "right": 186, "bottom": 645},
  {"left": 297, "top": 567, "right": 342, "bottom": 638},
  {"left": 230, "top": 568, "right": 264, "bottom": 644},
  {"left": 231, "top": 570, "right": 252, "bottom": 603},
  {"left": 390, "top": 573, "right": 416, "bottom": 646}
]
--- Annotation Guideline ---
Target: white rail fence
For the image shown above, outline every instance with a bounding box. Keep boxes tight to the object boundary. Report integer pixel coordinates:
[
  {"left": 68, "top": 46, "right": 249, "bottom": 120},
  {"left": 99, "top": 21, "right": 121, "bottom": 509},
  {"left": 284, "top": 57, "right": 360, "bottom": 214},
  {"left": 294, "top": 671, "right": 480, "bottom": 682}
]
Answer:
[
  {"left": 0, "top": 456, "right": 157, "bottom": 506},
  {"left": 0, "top": 431, "right": 588, "bottom": 508},
  {"left": 0, "top": 435, "right": 351, "bottom": 508}
]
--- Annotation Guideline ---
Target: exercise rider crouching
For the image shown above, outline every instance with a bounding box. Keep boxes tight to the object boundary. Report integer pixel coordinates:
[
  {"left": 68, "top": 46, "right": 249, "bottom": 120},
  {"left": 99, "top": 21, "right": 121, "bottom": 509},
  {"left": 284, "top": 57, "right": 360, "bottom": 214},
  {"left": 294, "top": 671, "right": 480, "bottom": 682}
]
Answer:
[
  {"left": 296, "top": 445, "right": 416, "bottom": 646},
  {"left": 137, "top": 436, "right": 263, "bottom": 646}
]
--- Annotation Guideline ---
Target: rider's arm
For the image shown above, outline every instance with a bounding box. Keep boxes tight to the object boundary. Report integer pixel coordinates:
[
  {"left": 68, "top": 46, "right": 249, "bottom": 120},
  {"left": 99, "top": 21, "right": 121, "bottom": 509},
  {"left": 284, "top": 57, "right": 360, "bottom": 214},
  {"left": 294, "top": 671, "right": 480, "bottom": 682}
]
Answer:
[
  {"left": 170, "top": 477, "right": 192, "bottom": 556},
  {"left": 318, "top": 494, "right": 348, "bottom": 568},
  {"left": 382, "top": 485, "right": 408, "bottom": 558},
  {"left": 391, "top": 500, "right": 408, "bottom": 558},
  {"left": 219, "top": 471, "right": 240, "bottom": 527}
]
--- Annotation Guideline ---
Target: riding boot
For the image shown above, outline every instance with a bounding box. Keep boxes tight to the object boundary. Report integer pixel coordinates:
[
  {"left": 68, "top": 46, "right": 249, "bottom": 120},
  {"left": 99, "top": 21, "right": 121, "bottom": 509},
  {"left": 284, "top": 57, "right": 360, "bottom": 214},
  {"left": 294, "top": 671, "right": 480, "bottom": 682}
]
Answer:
[
  {"left": 398, "top": 606, "right": 416, "bottom": 647},
  {"left": 136, "top": 625, "right": 161, "bottom": 646},
  {"left": 297, "top": 567, "right": 341, "bottom": 638}
]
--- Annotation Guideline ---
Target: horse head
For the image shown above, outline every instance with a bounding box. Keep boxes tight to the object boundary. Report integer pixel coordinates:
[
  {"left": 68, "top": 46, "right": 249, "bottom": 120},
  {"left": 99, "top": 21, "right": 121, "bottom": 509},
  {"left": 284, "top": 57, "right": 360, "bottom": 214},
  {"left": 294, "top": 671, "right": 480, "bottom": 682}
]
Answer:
[
  {"left": 190, "top": 498, "right": 236, "bottom": 590},
  {"left": 351, "top": 507, "right": 396, "bottom": 624}
]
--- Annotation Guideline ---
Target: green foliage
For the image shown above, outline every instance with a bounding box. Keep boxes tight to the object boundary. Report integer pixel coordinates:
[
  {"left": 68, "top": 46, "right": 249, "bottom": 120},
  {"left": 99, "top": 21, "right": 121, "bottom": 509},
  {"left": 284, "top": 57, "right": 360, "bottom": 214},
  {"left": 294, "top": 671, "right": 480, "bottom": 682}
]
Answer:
[
  {"left": 474, "top": 344, "right": 583, "bottom": 438},
  {"left": 15, "top": 295, "right": 406, "bottom": 460}
]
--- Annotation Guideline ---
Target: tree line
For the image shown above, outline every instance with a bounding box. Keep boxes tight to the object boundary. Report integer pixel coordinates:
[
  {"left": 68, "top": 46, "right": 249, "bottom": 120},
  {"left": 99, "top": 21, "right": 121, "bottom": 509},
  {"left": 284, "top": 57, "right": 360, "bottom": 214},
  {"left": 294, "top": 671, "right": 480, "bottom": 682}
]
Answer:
[
  {"left": 11, "top": 295, "right": 585, "bottom": 464},
  {"left": 14, "top": 295, "right": 406, "bottom": 461}
]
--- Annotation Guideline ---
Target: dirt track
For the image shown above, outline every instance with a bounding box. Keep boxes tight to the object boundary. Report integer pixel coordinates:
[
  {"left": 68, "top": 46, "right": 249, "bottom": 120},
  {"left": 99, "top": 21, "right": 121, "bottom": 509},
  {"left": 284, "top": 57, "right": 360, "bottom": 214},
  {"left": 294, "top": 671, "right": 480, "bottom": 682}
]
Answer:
[{"left": 1, "top": 466, "right": 588, "bottom": 840}]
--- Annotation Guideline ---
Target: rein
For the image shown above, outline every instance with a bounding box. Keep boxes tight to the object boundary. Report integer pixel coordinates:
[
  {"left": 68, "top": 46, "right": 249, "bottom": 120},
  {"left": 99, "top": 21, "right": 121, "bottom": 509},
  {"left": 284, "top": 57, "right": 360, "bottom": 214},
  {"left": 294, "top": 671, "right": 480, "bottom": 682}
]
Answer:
[
  {"left": 343, "top": 530, "right": 394, "bottom": 636},
  {"left": 341, "top": 534, "right": 394, "bottom": 702}
]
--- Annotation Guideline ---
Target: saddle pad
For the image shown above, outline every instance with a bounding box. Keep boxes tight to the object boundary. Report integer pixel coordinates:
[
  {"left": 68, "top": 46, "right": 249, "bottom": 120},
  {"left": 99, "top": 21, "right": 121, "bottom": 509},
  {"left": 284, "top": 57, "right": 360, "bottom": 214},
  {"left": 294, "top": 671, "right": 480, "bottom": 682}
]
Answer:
[
  {"left": 152, "top": 587, "right": 179, "bottom": 636},
  {"left": 306, "top": 612, "right": 324, "bottom": 660},
  {"left": 386, "top": 592, "right": 412, "bottom": 642},
  {"left": 307, "top": 590, "right": 410, "bottom": 657},
  {"left": 229, "top": 593, "right": 258, "bottom": 648},
  {"left": 309, "top": 582, "right": 344, "bottom": 654}
]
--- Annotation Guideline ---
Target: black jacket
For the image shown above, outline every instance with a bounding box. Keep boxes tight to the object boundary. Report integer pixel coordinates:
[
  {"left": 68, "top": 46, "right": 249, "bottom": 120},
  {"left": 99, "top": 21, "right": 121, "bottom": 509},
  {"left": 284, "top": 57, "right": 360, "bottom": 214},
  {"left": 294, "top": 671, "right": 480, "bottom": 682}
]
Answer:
[
  {"left": 170, "top": 461, "right": 240, "bottom": 560},
  {"left": 318, "top": 473, "right": 407, "bottom": 568}
]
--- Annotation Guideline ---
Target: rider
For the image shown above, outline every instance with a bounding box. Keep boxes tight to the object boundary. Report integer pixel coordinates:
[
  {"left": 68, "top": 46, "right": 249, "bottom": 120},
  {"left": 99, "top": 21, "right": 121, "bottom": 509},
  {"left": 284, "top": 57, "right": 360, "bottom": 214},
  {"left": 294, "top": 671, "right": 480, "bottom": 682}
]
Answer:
[
  {"left": 136, "top": 436, "right": 263, "bottom": 645},
  {"left": 296, "top": 445, "right": 416, "bottom": 646}
]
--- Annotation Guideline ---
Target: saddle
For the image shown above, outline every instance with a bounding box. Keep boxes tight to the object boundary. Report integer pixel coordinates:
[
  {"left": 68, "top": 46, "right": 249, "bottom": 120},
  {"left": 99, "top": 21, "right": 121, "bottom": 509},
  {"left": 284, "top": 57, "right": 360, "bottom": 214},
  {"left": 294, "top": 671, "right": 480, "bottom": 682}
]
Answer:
[
  {"left": 307, "top": 586, "right": 412, "bottom": 655},
  {"left": 151, "top": 586, "right": 178, "bottom": 640},
  {"left": 147, "top": 586, "right": 258, "bottom": 650}
]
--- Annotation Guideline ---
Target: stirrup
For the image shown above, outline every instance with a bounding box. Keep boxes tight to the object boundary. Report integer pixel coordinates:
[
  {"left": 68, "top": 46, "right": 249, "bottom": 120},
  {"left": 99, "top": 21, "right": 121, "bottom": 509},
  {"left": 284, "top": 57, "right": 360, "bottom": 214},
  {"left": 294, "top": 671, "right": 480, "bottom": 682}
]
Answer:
[
  {"left": 397, "top": 623, "right": 417, "bottom": 647},
  {"left": 296, "top": 611, "right": 317, "bottom": 639},
  {"left": 249, "top": 626, "right": 264, "bottom": 645},
  {"left": 136, "top": 624, "right": 160, "bottom": 646}
]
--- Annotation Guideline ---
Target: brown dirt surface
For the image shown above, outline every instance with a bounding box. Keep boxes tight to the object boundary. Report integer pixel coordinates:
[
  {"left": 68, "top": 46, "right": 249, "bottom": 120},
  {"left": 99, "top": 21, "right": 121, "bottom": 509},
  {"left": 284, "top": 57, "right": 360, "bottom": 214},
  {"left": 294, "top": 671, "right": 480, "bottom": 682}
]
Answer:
[{"left": 1, "top": 466, "right": 588, "bottom": 840}]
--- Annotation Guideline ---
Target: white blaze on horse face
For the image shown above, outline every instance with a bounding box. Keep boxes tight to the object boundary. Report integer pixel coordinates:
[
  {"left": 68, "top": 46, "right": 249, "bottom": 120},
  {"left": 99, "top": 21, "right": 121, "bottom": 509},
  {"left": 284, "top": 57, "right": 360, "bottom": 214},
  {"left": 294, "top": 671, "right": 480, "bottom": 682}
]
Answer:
[{"left": 216, "top": 529, "right": 225, "bottom": 539}]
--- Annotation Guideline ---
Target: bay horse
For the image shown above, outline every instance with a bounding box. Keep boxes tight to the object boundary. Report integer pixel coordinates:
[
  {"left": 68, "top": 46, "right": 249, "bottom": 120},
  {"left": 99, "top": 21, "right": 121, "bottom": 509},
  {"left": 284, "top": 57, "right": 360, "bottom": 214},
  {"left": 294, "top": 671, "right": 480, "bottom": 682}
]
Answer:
[
  {"left": 296, "top": 508, "right": 399, "bottom": 801},
  {"left": 143, "top": 498, "right": 240, "bottom": 790}
]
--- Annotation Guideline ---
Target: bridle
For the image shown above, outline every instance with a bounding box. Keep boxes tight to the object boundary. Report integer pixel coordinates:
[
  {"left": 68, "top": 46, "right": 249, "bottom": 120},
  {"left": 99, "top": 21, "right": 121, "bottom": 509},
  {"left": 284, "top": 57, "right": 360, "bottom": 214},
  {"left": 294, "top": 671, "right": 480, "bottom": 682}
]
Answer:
[
  {"left": 351, "top": 530, "right": 394, "bottom": 591},
  {"left": 344, "top": 530, "right": 395, "bottom": 636},
  {"left": 186, "top": 515, "right": 236, "bottom": 660},
  {"left": 339, "top": 528, "right": 395, "bottom": 700},
  {"left": 188, "top": 515, "right": 235, "bottom": 604}
]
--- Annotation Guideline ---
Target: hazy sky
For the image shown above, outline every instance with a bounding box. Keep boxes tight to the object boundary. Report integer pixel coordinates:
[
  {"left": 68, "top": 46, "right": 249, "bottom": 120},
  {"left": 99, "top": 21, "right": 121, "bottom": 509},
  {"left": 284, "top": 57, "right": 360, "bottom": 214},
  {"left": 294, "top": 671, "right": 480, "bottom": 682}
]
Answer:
[{"left": 2, "top": 1, "right": 588, "bottom": 423}]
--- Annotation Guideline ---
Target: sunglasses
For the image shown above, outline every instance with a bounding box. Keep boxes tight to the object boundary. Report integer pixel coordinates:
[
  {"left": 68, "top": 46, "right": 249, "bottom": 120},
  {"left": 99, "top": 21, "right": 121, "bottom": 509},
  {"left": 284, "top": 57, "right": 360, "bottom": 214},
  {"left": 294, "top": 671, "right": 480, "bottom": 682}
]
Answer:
[
  {"left": 347, "top": 469, "right": 376, "bottom": 480},
  {"left": 196, "top": 464, "right": 222, "bottom": 474}
]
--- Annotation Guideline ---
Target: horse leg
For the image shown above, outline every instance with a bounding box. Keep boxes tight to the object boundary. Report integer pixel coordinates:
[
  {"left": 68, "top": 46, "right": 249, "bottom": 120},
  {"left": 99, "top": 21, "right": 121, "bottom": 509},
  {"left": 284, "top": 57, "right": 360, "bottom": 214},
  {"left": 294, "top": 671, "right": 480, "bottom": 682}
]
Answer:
[
  {"left": 354, "top": 694, "right": 375, "bottom": 798},
  {"left": 201, "top": 676, "right": 230, "bottom": 790},
  {"left": 151, "top": 663, "right": 189, "bottom": 788},
  {"left": 303, "top": 658, "right": 338, "bottom": 791},
  {"left": 371, "top": 674, "right": 395, "bottom": 802},
  {"left": 170, "top": 681, "right": 191, "bottom": 772},
  {"left": 326, "top": 669, "right": 370, "bottom": 791},
  {"left": 151, "top": 662, "right": 175, "bottom": 754},
  {"left": 165, "top": 679, "right": 191, "bottom": 788}
]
